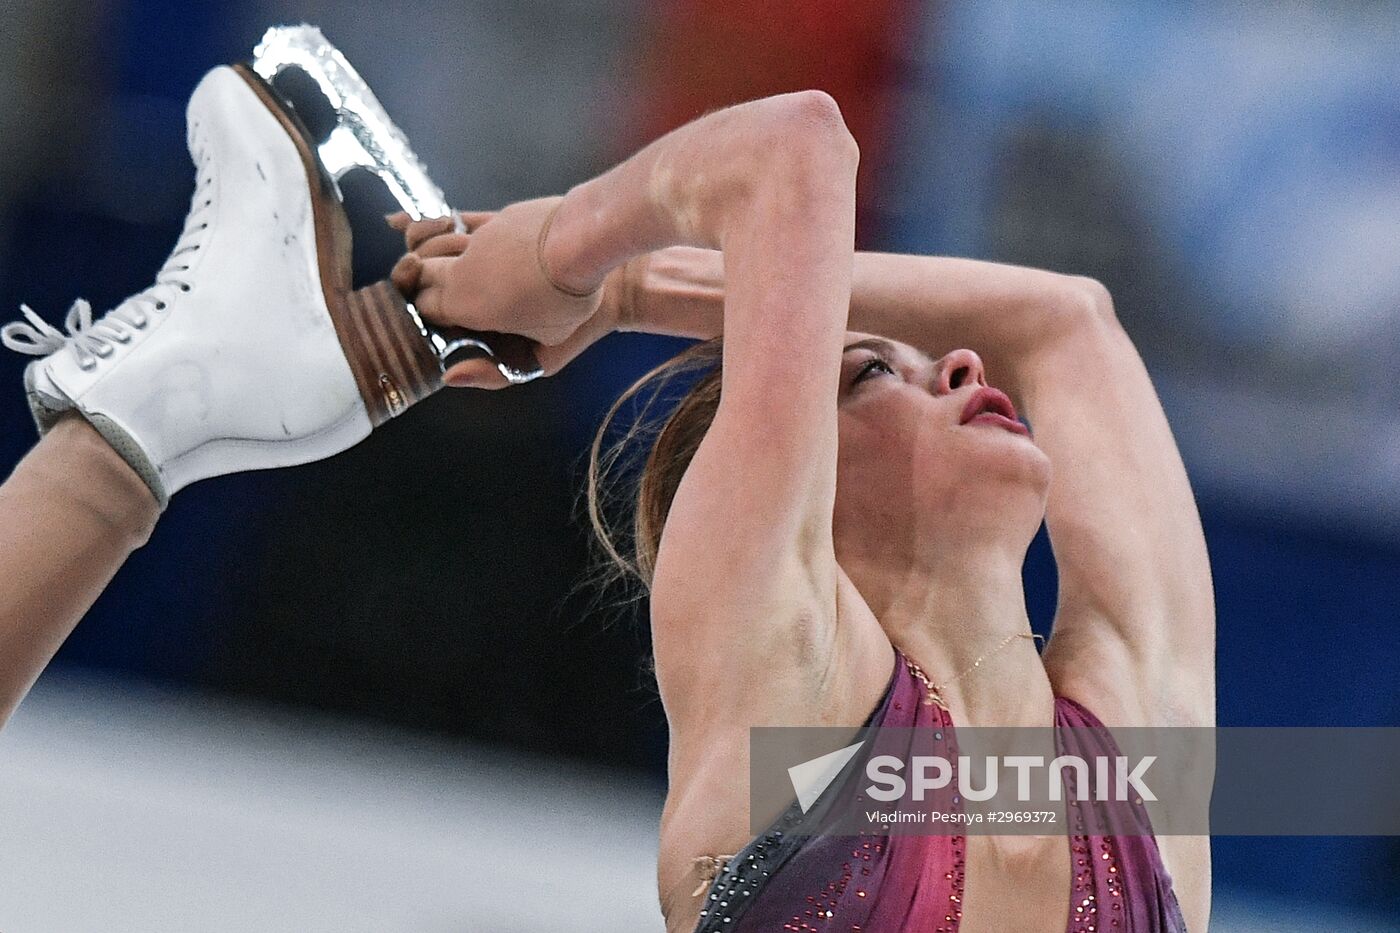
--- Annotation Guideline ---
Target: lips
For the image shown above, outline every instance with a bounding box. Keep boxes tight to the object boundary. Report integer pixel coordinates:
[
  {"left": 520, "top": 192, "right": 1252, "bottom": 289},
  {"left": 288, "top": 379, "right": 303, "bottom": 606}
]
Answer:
[{"left": 959, "top": 387, "right": 1029, "bottom": 435}]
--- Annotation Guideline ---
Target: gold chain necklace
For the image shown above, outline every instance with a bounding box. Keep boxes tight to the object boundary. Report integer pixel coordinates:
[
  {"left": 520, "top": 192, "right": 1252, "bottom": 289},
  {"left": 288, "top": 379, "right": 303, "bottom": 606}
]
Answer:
[{"left": 902, "top": 632, "right": 1044, "bottom": 710}]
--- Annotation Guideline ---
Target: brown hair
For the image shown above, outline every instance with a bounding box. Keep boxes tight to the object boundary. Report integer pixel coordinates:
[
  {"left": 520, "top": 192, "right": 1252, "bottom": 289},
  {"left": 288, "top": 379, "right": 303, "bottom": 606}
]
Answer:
[{"left": 586, "top": 337, "right": 724, "bottom": 594}]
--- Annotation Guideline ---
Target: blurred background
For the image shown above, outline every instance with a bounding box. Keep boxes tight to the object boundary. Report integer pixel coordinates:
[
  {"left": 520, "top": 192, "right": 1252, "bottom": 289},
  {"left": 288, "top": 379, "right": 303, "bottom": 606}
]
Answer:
[{"left": 1, "top": 0, "right": 1398, "bottom": 930}]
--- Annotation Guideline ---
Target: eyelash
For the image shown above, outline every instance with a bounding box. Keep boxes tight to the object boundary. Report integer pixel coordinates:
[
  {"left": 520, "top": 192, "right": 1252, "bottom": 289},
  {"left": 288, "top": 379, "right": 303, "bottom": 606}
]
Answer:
[{"left": 853, "top": 356, "right": 896, "bottom": 385}]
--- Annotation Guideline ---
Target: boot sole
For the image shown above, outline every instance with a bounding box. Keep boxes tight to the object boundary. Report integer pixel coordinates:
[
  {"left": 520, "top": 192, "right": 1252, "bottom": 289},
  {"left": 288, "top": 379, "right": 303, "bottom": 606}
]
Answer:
[{"left": 231, "top": 63, "right": 443, "bottom": 426}]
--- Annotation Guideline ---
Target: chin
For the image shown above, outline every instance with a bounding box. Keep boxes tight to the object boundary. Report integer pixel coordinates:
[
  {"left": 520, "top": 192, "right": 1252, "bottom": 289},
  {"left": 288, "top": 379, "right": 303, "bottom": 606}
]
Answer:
[
  {"left": 917, "top": 437, "right": 1052, "bottom": 524},
  {"left": 940, "top": 423, "right": 1049, "bottom": 481},
  {"left": 998, "top": 435, "right": 1052, "bottom": 488}
]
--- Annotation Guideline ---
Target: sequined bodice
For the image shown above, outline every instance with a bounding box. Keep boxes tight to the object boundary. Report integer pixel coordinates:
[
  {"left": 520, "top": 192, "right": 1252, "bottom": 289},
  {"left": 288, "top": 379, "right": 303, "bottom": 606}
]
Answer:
[{"left": 691, "top": 651, "right": 1188, "bottom": 933}]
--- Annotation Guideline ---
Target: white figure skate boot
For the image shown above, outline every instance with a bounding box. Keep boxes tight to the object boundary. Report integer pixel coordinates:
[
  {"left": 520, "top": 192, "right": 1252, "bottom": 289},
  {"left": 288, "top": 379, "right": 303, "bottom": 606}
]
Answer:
[{"left": 2, "top": 64, "right": 458, "bottom": 505}]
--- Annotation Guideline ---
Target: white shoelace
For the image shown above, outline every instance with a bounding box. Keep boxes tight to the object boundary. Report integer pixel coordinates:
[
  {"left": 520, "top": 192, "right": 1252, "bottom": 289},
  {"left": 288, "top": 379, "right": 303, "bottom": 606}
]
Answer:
[{"left": 1, "top": 135, "right": 216, "bottom": 371}]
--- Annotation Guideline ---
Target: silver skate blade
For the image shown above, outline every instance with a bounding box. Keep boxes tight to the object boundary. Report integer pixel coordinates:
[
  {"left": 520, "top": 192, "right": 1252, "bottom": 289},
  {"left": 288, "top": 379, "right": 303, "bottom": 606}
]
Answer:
[
  {"left": 252, "top": 25, "right": 451, "bottom": 222},
  {"left": 252, "top": 25, "right": 542, "bottom": 385}
]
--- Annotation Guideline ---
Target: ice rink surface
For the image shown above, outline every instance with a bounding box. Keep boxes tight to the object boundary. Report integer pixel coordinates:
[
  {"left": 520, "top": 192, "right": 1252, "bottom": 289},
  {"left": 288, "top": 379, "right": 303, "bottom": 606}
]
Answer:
[
  {"left": 0, "top": 671, "right": 1392, "bottom": 933},
  {"left": 0, "top": 670, "right": 665, "bottom": 932}
]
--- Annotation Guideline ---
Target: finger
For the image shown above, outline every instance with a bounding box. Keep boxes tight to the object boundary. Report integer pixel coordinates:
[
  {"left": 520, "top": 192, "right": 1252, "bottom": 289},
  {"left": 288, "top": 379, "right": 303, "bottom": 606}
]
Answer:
[
  {"left": 413, "top": 283, "right": 441, "bottom": 321},
  {"left": 405, "top": 215, "right": 456, "bottom": 251},
  {"left": 390, "top": 252, "right": 423, "bottom": 296},
  {"left": 414, "top": 232, "right": 471, "bottom": 260},
  {"left": 385, "top": 211, "right": 411, "bottom": 232},
  {"left": 443, "top": 357, "right": 510, "bottom": 390},
  {"left": 415, "top": 256, "right": 457, "bottom": 293},
  {"left": 405, "top": 215, "right": 455, "bottom": 250},
  {"left": 459, "top": 210, "right": 495, "bottom": 231}
]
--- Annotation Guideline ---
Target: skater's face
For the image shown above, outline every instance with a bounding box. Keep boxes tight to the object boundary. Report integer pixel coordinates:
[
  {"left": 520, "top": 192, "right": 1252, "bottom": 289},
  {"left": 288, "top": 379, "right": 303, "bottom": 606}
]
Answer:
[{"left": 830, "top": 334, "right": 1050, "bottom": 577}]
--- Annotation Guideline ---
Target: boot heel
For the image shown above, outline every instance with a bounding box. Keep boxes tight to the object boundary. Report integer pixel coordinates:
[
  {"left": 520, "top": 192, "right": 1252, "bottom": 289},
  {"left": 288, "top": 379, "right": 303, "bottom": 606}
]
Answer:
[{"left": 343, "top": 282, "right": 444, "bottom": 425}]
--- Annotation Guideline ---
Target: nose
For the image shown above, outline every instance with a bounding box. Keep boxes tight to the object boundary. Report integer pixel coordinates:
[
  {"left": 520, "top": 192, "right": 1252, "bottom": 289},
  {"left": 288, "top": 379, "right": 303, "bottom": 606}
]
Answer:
[{"left": 932, "top": 348, "right": 986, "bottom": 395}]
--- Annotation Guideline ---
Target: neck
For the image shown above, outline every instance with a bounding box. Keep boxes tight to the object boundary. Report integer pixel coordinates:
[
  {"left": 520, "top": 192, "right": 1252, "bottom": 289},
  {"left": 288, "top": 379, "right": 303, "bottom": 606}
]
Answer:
[{"left": 860, "top": 540, "right": 1053, "bottom": 727}]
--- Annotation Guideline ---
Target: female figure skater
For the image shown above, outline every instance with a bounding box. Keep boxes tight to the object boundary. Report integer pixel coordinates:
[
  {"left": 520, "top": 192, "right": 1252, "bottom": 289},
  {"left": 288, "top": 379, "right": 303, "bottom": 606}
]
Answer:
[
  {"left": 397, "top": 90, "right": 1211, "bottom": 932},
  {"left": 3, "top": 78, "right": 1210, "bottom": 929}
]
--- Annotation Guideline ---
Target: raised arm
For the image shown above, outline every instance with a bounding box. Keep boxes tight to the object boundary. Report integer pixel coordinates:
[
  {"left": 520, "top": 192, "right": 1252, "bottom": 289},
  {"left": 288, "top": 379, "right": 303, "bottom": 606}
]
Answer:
[
  {"left": 565, "top": 94, "right": 862, "bottom": 723},
  {"left": 411, "top": 93, "right": 863, "bottom": 722},
  {"left": 616, "top": 248, "right": 1215, "bottom": 728}
]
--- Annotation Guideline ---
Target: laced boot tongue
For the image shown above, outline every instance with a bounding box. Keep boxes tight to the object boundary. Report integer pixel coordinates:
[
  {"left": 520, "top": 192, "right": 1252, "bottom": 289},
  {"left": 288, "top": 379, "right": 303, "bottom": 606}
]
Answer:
[
  {"left": 1, "top": 134, "right": 214, "bottom": 372},
  {"left": 4, "top": 291, "right": 166, "bottom": 371},
  {"left": 1, "top": 299, "right": 127, "bottom": 370}
]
